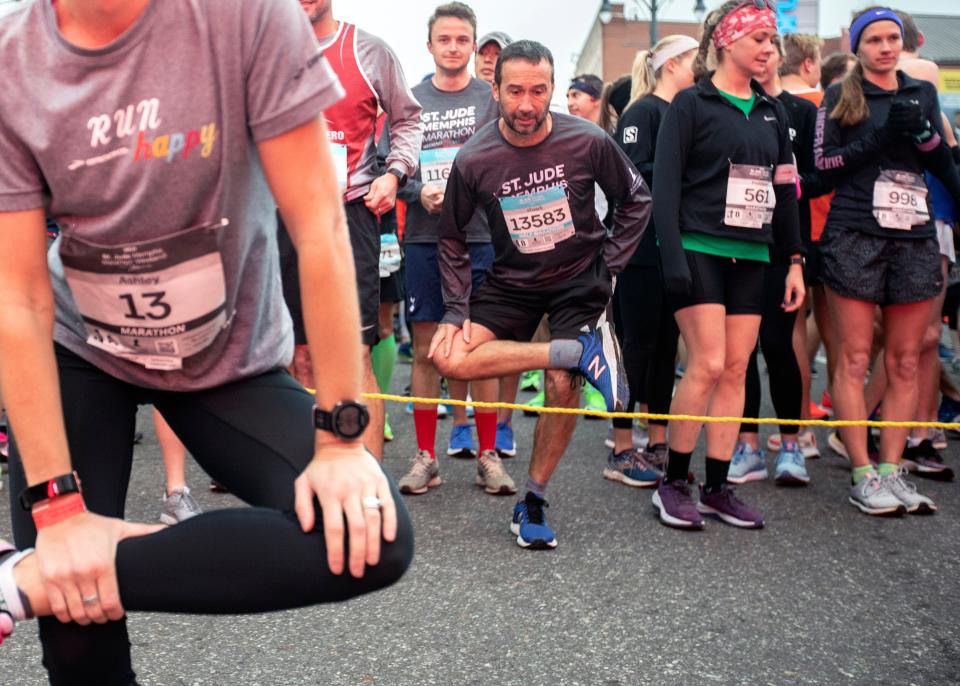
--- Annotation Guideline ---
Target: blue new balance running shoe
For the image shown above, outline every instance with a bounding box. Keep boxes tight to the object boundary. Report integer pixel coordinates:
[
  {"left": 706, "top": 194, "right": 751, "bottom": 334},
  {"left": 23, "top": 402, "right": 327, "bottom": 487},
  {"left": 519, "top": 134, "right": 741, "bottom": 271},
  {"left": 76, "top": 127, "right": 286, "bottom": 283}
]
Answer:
[
  {"left": 576, "top": 320, "right": 627, "bottom": 412},
  {"left": 510, "top": 492, "right": 557, "bottom": 549}
]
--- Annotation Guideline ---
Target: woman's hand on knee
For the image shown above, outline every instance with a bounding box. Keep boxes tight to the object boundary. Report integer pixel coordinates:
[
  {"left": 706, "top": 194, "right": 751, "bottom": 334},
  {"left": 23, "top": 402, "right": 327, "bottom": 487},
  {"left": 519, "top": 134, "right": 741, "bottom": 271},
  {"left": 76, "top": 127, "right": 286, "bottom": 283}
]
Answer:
[
  {"left": 36, "top": 513, "right": 163, "bottom": 625},
  {"left": 294, "top": 444, "right": 396, "bottom": 579}
]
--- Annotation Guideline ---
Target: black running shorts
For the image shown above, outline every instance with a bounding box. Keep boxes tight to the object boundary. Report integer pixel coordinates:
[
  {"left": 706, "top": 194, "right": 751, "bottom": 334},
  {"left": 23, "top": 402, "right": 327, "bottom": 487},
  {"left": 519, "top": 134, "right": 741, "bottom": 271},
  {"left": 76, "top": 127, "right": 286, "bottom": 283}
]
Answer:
[
  {"left": 469, "top": 256, "right": 614, "bottom": 341},
  {"left": 819, "top": 227, "right": 943, "bottom": 306},
  {"left": 668, "top": 249, "right": 767, "bottom": 315}
]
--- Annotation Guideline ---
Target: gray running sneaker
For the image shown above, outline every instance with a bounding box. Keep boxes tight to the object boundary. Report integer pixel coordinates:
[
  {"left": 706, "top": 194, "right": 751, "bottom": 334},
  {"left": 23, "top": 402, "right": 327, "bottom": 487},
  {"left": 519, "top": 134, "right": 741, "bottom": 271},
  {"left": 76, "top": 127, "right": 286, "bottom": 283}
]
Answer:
[
  {"left": 848, "top": 475, "right": 906, "bottom": 516},
  {"left": 475, "top": 450, "right": 517, "bottom": 495},
  {"left": 881, "top": 468, "right": 937, "bottom": 515},
  {"left": 160, "top": 486, "right": 202, "bottom": 525},
  {"left": 399, "top": 450, "right": 441, "bottom": 495}
]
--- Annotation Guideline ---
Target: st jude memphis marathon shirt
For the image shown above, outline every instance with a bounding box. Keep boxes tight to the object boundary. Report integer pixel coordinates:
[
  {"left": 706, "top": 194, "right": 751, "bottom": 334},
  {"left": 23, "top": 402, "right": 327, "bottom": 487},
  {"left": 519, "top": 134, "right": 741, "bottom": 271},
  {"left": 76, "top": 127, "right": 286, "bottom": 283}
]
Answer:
[{"left": 437, "top": 112, "right": 652, "bottom": 326}]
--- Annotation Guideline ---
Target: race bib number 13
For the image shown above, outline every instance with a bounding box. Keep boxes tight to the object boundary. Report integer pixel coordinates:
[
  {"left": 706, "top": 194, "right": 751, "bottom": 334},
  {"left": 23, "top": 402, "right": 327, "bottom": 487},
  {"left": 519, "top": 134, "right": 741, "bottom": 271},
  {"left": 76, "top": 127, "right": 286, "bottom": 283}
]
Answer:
[
  {"left": 499, "top": 185, "right": 575, "bottom": 254},
  {"left": 60, "top": 219, "right": 230, "bottom": 371}
]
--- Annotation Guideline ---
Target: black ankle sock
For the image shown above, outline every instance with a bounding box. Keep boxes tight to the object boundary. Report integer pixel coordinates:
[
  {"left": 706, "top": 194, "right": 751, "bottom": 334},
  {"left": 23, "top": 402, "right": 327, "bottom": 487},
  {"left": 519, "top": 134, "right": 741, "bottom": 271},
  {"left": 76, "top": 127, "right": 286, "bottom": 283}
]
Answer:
[
  {"left": 665, "top": 449, "right": 692, "bottom": 483},
  {"left": 704, "top": 457, "right": 729, "bottom": 494}
]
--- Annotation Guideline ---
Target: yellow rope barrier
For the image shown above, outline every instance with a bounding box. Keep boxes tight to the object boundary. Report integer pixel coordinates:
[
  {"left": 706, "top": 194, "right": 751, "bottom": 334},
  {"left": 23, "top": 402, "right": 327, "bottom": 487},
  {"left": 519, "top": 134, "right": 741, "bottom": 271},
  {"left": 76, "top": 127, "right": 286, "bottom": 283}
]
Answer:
[{"left": 360, "top": 392, "right": 960, "bottom": 430}]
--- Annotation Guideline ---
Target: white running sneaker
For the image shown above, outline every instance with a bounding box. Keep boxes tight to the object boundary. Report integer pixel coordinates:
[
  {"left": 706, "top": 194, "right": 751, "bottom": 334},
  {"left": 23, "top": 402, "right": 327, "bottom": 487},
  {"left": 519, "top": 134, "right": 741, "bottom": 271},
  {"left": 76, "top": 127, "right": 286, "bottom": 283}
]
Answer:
[
  {"left": 881, "top": 468, "right": 937, "bottom": 515},
  {"left": 848, "top": 475, "right": 905, "bottom": 516}
]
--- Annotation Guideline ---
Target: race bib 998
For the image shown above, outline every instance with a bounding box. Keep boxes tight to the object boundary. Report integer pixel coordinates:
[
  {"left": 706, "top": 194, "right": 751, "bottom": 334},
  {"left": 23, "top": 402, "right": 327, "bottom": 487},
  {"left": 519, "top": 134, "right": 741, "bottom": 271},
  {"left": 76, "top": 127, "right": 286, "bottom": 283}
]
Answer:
[{"left": 872, "top": 169, "right": 930, "bottom": 230}]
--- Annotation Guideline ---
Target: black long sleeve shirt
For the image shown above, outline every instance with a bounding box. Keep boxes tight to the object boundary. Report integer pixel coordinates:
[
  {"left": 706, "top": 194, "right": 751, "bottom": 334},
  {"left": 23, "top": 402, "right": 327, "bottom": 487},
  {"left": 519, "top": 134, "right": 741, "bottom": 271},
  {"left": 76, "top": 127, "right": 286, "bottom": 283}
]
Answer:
[
  {"left": 615, "top": 94, "right": 669, "bottom": 266},
  {"left": 814, "top": 71, "right": 960, "bottom": 239},
  {"left": 653, "top": 74, "right": 803, "bottom": 290}
]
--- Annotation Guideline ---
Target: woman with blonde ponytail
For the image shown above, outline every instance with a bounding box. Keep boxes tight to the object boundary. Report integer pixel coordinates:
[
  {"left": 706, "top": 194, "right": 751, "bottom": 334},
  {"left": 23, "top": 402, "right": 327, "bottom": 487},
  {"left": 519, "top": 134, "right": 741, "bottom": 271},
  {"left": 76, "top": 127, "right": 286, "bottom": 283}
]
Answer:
[
  {"left": 814, "top": 7, "right": 960, "bottom": 516},
  {"left": 602, "top": 34, "right": 698, "bottom": 488},
  {"left": 650, "top": 0, "right": 805, "bottom": 531}
]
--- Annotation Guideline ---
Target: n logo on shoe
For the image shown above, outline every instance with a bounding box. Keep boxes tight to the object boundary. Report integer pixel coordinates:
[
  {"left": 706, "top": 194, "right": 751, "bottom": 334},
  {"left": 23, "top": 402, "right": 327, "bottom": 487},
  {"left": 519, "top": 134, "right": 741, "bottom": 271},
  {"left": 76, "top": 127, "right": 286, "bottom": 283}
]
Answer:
[{"left": 587, "top": 355, "right": 606, "bottom": 381}]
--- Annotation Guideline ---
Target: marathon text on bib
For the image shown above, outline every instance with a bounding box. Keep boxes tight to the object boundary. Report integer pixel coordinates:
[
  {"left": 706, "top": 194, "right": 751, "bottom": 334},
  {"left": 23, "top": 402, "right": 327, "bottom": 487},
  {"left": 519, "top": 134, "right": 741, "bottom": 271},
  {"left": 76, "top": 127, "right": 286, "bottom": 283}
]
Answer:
[
  {"left": 420, "top": 147, "right": 459, "bottom": 191},
  {"left": 499, "top": 185, "right": 575, "bottom": 254},
  {"left": 872, "top": 169, "right": 930, "bottom": 230},
  {"left": 331, "top": 143, "right": 348, "bottom": 194},
  {"left": 59, "top": 219, "right": 230, "bottom": 371},
  {"left": 724, "top": 163, "right": 775, "bottom": 229}
]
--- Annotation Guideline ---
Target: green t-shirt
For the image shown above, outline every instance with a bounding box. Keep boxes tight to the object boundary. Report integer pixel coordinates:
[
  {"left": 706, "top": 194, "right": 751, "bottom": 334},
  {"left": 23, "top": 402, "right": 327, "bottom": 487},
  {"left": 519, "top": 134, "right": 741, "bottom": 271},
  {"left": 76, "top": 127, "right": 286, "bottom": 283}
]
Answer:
[{"left": 681, "top": 88, "right": 769, "bottom": 263}]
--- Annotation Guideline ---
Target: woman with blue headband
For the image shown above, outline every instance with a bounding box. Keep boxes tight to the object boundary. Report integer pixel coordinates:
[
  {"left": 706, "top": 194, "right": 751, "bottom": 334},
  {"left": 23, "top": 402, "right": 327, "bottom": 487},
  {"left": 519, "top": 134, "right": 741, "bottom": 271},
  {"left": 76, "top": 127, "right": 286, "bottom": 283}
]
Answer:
[{"left": 814, "top": 6, "right": 960, "bottom": 516}]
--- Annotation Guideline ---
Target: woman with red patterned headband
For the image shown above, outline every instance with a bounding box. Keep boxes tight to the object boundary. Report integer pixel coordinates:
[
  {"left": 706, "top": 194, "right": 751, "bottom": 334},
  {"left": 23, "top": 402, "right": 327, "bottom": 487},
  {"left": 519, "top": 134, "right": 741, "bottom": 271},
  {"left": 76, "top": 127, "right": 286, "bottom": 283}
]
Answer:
[{"left": 650, "top": 0, "right": 805, "bottom": 531}]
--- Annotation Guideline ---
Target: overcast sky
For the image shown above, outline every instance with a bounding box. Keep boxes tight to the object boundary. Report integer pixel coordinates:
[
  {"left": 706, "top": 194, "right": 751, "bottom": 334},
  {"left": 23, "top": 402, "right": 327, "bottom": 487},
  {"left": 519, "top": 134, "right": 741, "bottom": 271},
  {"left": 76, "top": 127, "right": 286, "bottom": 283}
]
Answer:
[
  {"left": 2, "top": 0, "right": 958, "bottom": 107},
  {"left": 338, "top": 0, "right": 959, "bottom": 107}
]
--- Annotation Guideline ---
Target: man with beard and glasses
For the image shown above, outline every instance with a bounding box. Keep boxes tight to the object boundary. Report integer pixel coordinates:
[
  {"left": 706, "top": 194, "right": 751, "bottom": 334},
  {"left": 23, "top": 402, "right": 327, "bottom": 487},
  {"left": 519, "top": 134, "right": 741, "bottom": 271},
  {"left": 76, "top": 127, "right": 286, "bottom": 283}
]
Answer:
[
  {"left": 280, "top": 0, "right": 422, "bottom": 459},
  {"left": 428, "top": 41, "right": 651, "bottom": 549}
]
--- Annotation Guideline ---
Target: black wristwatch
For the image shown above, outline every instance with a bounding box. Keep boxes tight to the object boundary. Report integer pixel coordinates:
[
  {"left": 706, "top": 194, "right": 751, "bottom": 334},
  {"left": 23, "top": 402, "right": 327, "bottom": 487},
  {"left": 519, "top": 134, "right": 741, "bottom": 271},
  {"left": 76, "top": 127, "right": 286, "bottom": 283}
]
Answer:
[
  {"left": 313, "top": 401, "right": 370, "bottom": 441},
  {"left": 386, "top": 168, "right": 408, "bottom": 188},
  {"left": 789, "top": 255, "right": 805, "bottom": 267},
  {"left": 20, "top": 471, "right": 83, "bottom": 510}
]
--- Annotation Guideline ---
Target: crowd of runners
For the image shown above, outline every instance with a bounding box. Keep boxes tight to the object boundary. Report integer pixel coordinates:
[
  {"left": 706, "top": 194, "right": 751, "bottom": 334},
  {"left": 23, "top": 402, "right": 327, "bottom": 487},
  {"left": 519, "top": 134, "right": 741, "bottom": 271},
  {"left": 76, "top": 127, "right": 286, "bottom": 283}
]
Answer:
[{"left": 1, "top": 0, "right": 959, "bottom": 682}]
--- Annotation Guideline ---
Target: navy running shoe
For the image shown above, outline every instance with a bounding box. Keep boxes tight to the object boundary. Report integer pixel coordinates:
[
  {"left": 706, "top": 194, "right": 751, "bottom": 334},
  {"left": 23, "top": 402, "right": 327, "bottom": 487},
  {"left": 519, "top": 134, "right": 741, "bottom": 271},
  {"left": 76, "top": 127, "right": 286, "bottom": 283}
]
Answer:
[
  {"left": 576, "top": 320, "right": 627, "bottom": 412},
  {"left": 510, "top": 492, "right": 557, "bottom": 549}
]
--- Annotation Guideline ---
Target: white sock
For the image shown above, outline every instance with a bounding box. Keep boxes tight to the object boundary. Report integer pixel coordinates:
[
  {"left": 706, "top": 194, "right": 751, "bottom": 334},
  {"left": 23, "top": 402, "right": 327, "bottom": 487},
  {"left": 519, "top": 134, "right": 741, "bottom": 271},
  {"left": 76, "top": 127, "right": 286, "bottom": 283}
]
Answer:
[{"left": 0, "top": 548, "right": 34, "bottom": 621}]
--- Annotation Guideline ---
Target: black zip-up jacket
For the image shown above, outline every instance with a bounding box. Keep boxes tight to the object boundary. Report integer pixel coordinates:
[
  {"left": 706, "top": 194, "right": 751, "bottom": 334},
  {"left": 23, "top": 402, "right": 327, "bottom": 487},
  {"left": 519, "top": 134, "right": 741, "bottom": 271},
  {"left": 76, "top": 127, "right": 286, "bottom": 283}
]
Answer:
[
  {"left": 814, "top": 71, "right": 960, "bottom": 239},
  {"left": 615, "top": 94, "right": 669, "bottom": 267},
  {"left": 653, "top": 74, "right": 802, "bottom": 294},
  {"left": 777, "top": 89, "right": 831, "bottom": 252}
]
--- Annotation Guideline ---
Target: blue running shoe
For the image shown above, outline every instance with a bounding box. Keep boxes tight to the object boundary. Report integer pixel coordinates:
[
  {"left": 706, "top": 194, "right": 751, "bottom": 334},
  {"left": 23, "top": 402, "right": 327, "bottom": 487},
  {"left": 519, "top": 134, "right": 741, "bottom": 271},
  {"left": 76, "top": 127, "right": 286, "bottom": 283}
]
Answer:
[
  {"left": 727, "top": 441, "right": 767, "bottom": 484},
  {"left": 602, "top": 448, "right": 661, "bottom": 488},
  {"left": 774, "top": 441, "right": 810, "bottom": 486},
  {"left": 447, "top": 423, "right": 476, "bottom": 458},
  {"left": 510, "top": 492, "right": 557, "bottom": 549},
  {"left": 576, "top": 320, "right": 627, "bottom": 412},
  {"left": 496, "top": 422, "right": 517, "bottom": 457}
]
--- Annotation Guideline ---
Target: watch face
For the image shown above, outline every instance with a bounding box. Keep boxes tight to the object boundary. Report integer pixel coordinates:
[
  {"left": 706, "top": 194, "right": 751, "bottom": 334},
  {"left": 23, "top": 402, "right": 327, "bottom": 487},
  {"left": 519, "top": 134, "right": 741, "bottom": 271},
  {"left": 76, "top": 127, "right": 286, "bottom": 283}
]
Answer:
[{"left": 334, "top": 405, "right": 365, "bottom": 439}]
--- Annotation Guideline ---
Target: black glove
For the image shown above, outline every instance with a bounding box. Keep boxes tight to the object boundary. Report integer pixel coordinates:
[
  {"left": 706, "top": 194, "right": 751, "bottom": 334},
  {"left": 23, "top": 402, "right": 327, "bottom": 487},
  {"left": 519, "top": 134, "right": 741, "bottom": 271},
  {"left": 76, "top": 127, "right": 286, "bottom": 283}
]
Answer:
[
  {"left": 885, "top": 100, "right": 925, "bottom": 137},
  {"left": 659, "top": 253, "right": 693, "bottom": 296}
]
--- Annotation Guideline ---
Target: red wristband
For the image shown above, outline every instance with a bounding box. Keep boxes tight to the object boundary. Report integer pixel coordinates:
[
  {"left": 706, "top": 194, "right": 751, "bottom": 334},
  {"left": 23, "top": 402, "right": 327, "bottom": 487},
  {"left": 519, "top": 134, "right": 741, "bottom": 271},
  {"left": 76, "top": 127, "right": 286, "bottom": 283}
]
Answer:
[{"left": 31, "top": 493, "right": 87, "bottom": 529}]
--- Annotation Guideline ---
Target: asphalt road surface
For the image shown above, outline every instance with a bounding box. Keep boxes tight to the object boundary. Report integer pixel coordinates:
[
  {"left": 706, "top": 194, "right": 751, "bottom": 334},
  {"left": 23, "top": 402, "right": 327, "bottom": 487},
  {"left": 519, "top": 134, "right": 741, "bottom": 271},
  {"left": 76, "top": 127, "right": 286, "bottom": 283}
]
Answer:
[{"left": 2, "top": 363, "right": 958, "bottom": 685}]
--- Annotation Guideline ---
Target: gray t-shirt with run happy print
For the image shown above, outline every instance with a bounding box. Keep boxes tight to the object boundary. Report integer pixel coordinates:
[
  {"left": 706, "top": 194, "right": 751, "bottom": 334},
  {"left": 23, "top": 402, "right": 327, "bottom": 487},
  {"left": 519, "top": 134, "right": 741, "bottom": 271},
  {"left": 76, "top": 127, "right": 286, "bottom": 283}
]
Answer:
[{"left": 0, "top": 0, "right": 344, "bottom": 390}]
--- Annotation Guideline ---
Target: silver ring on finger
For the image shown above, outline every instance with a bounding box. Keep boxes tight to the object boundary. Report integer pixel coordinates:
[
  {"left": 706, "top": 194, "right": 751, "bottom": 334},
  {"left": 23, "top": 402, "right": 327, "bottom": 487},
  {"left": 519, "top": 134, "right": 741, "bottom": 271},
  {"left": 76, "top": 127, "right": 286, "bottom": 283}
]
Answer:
[
  {"left": 82, "top": 594, "right": 99, "bottom": 606},
  {"left": 362, "top": 495, "right": 383, "bottom": 510}
]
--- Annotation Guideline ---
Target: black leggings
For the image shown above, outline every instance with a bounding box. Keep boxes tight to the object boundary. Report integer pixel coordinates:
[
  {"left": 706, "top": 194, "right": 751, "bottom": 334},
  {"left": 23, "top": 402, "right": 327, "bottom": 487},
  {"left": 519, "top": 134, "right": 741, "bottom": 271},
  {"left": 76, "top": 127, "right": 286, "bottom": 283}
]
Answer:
[
  {"left": 741, "top": 261, "right": 802, "bottom": 436},
  {"left": 613, "top": 263, "right": 679, "bottom": 430},
  {"left": 7, "top": 345, "right": 414, "bottom": 686}
]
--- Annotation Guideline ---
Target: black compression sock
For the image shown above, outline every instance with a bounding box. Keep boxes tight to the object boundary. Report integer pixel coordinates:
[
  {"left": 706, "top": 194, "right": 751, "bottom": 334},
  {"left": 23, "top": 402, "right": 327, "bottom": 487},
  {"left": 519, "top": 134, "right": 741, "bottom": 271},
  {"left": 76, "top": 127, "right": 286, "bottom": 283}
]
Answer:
[
  {"left": 665, "top": 449, "right": 692, "bottom": 484},
  {"left": 704, "top": 457, "right": 730, "bottom": 494}
]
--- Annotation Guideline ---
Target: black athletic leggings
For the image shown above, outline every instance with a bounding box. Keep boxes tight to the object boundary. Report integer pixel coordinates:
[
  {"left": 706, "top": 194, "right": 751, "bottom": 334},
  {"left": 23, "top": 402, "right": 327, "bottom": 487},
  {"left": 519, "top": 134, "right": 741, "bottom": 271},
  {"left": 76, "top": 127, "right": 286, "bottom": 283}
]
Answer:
[
  {"left": 741, "top": 260, "right": 802, "bottom": 436},
  {"left": 7, "top": 344, "right": 414, "bottom": 686},
  {"left": 613, "top": 263, "right": 679, "bottom": 431}
]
